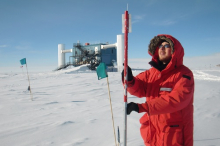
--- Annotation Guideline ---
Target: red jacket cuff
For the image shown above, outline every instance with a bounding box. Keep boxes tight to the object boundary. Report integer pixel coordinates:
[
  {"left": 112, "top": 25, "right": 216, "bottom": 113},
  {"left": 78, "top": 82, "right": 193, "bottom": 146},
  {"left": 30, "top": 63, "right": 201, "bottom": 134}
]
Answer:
[
  {"left": 127, "top": 79, "right": 135, "bottom": 87},
  {"left": 138, "top": 102, "right": 149, "bottom": 114}
]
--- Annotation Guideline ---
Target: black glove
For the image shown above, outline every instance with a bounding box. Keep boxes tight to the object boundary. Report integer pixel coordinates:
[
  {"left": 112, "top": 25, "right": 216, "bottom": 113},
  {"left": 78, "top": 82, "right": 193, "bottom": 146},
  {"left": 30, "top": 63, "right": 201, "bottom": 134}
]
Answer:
[
  {"left": 127, "top": 102, "right": 139, "bottom": 115},
  {"left": 121, "top": 65, "right": 133, "bottom": 82}
]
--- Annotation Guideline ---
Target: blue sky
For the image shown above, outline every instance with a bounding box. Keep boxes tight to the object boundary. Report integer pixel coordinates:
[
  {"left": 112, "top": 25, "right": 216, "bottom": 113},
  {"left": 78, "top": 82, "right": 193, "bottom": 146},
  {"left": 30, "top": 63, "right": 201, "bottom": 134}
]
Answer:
[{"left": 0, "top": 0, "right": 220, "bottom": 72}]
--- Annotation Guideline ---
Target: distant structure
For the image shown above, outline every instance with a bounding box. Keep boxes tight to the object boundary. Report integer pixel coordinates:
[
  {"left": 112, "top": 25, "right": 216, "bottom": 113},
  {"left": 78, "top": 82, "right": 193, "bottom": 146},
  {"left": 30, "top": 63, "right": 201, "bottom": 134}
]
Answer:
[
  {"left": 217, "top": 64, "right": 220, "bottom": 67},
  {"left": 57, "top": 34, "right": 124, "bottom": 71}
]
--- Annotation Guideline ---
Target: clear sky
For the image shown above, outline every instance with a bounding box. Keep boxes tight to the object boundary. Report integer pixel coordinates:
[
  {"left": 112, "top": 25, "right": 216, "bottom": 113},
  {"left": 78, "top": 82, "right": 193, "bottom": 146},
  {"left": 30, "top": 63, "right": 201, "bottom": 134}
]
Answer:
[{"left": 1, "top": 0, "right": 220, "bottom": 72}]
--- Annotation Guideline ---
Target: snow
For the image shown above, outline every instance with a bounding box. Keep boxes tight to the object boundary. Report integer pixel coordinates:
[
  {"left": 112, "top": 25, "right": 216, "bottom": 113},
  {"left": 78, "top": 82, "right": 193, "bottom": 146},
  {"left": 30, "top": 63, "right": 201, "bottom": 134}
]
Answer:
[{"left": 1, "top": 60, "right": 220, "bottom": 146}]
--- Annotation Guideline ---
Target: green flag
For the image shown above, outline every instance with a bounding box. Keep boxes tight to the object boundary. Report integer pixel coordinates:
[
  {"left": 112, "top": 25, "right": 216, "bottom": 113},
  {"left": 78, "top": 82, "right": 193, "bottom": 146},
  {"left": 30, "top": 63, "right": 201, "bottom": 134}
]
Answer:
[
  {"left": 20, "top": 58, "right": 26, "bottom": 65},
  {"left": 96, "top": 62, "right": 108, "bottom": 80}
]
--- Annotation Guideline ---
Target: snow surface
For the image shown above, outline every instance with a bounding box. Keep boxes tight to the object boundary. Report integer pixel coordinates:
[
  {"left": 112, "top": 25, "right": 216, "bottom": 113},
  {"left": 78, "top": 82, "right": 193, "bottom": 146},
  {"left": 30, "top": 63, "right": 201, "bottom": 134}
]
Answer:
[{"left": 1, "top": 62, "right": 220, "bottom": 146}]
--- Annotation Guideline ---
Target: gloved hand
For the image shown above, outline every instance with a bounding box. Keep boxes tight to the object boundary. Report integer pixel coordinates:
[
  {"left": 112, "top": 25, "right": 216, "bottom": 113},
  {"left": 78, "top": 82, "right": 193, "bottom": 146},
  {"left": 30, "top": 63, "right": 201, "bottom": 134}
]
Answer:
[
  {"left": 127, "top": 102, "right": 139, "bottom": 115},
  {"left": 121, "top": 65, "right": 133, "bottom": 82}
]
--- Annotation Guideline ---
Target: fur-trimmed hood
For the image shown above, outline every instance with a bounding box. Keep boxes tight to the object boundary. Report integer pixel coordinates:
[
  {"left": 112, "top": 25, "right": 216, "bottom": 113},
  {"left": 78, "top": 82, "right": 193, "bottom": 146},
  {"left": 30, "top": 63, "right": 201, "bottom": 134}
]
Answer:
[{"left": 148, "top": 34, "right": 185, "bottom": 71}]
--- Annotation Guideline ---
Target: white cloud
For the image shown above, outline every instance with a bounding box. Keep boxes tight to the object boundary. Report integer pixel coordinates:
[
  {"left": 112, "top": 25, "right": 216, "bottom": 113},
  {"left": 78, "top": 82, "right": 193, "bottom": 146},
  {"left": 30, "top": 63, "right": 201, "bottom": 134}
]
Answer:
[
  {"left": 152, "top": 19, "right": 177, "bottom": 26},
  {"left": 14, "top": 42, "right": 32, "bottom": 50},
  {"left": 132, "top": 15, "right": 145, "bottom": 24},
  {"left": 0, "top": 45, "right": 7, "bottom": 48},
  {"left": 150, "top": 12, "right": 190, "bottom": 26},
  {"left": 15, "top": 45, "right": 31, "bottom": 50}
]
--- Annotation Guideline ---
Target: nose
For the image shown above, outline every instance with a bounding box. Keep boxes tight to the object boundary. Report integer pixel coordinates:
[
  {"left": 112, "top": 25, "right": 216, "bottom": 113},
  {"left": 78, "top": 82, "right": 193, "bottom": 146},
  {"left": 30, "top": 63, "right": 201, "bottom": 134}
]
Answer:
[{"left": 160, "top": 46, "right": 165, "bottom": 50}]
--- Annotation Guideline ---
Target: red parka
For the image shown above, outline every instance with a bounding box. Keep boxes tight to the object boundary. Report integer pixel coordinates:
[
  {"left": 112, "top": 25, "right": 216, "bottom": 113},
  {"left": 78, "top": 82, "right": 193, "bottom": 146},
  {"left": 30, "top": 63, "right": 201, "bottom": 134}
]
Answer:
[{"left": 127, "top": 35, "right": 194, "bottom": 146}]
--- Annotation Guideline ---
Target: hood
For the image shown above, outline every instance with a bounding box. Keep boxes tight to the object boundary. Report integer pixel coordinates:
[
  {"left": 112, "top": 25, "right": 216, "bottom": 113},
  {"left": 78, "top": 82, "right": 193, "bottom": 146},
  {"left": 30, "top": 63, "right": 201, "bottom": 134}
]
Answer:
[{"left": 148, "top": 34, "right": 184, "bottom": 71}]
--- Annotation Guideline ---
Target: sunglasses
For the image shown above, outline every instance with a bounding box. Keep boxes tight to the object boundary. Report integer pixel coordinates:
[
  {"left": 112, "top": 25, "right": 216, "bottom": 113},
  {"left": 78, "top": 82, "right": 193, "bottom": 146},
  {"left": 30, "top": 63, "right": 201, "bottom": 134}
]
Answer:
[{"left": 159, "top": 44, "right": 171, "bottom": 49}]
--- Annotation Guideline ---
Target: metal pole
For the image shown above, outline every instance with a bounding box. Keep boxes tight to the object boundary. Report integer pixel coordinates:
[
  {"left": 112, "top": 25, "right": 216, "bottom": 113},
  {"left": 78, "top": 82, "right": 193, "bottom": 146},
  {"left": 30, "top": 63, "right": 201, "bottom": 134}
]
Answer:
[
  {"left": 25, "top": 62, "right": 33, "bottom": 101},
  {"left": 123, "top": 10, "right": 129, "bottom": 146}
]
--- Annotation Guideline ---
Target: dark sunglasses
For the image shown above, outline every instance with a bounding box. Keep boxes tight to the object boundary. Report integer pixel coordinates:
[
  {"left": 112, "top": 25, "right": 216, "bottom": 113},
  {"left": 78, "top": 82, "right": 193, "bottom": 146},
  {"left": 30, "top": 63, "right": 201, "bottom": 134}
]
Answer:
[{"left": 159, "top": 44, "right": 171, "bottom": 49}]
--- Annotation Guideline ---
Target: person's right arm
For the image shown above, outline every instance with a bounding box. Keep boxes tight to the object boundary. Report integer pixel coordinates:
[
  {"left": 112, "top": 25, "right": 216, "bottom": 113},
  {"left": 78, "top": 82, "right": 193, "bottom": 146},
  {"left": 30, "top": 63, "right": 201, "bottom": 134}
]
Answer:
[{"left": 127, "top": 70, "right": 149, "bottom": 98}]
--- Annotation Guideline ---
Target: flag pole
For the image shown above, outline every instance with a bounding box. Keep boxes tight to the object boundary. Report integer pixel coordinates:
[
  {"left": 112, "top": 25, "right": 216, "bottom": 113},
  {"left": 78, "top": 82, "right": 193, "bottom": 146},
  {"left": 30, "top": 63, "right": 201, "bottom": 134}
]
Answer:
[
  {"left": 123, "top": 10, "right": 129, "bottom": 146},
  {"left": 96, "top": 63, "right": 118, "bottom": 146},
  {"left": 106, "top": 77, "right": 118, "bottom": 146},
  {"left": 25, "top": 61, "right": 33, "bottom": 101}
]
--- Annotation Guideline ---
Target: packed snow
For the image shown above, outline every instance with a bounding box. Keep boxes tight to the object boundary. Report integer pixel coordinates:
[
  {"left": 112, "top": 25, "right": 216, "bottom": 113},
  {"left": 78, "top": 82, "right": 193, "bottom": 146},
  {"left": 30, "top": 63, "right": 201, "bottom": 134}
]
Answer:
[{"left": 1, "top": 59, "right": 220, "bottom": 146}]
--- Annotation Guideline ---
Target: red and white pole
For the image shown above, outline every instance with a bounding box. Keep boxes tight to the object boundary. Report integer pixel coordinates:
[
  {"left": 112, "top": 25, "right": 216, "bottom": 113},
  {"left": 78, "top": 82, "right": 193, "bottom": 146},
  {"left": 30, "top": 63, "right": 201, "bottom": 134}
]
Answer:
[{"left": 123, "top": 10, "right": 129, "bottom": 146}]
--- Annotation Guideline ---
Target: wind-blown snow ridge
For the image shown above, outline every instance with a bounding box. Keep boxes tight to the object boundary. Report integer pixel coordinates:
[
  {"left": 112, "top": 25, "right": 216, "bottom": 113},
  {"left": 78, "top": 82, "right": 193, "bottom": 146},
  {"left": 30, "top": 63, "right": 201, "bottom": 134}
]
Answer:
[
  {"left": 193, "top": 70, "right": 220, "bottom": 81},
  {"left": 63, "top": 65, "right": 94, "bottom": 74}
]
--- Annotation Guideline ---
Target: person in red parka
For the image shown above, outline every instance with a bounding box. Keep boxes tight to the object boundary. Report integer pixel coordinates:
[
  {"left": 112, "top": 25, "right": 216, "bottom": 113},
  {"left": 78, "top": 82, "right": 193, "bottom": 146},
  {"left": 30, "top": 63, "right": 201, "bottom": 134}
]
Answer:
[{"left": 122, "top": 34, "right": 194, "bottom": 146}]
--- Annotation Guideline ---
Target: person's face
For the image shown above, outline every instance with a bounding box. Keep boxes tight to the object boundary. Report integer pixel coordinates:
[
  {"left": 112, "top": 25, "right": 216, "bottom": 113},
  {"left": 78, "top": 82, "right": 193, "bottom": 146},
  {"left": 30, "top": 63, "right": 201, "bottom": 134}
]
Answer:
[{"left": 158, "top": 42, "right": 172, "bottom": 64}]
